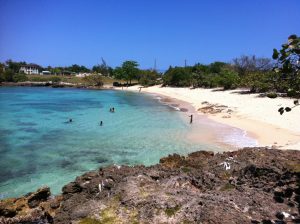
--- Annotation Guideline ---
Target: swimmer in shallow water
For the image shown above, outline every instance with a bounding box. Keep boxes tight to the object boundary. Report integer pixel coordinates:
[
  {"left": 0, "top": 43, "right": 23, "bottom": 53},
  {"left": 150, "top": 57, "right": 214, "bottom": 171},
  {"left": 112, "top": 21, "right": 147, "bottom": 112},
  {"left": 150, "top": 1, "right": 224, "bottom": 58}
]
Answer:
[
  {"left": 100, "top": 121, "right": 103, "bottom": 126},
  {"left": 64, "top": 118, "right": 73, "bottom": 124},
  {"left": 189, "top": 114, "right": 193, "bottom": 124}
]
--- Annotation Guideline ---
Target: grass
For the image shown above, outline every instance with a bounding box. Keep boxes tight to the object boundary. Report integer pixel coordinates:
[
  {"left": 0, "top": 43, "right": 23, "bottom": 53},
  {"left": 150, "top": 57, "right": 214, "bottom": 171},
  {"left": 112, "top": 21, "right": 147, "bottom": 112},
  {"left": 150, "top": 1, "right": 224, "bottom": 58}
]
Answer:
[
  {"left": 181, "top": 167, "right": 191, "bottom": 173},
  {"left": 99, "top": 206, "right": 120, "bottom": 224},
  {"left": 165, "top": 205, "right": 181, "bottom": 217},
  {"left": 79, "top": 218, "right": 102, "bottom": 224},
  {"left": 286, "top": 161, "right": 300, "bottom": 172},
  {"left": 220, "top": 183, "right": 235, "bottom": 191}
]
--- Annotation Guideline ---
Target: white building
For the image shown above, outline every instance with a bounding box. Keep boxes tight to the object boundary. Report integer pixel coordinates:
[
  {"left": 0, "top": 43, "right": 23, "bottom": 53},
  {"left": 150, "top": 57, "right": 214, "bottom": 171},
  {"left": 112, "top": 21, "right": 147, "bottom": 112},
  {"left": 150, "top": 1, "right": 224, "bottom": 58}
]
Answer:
[
  {"left": 19, "top": 64, "right": 39, "bottom": 75},
  {"left": 76, "top": 73, "right": 94, "bottom": 77},
  {"left": 41, "top": 71, "right": 51, "bottom": 75}
]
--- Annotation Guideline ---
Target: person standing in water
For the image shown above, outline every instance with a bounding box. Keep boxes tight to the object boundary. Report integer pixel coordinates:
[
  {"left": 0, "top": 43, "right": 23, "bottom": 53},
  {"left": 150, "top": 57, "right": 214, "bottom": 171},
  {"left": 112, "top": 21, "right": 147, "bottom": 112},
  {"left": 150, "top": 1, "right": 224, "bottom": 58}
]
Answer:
[
  {"left": 189, "top": 114, "right": 193, "bottom": 124},
  {"left": 100, "top": 121, "right": 103, "bottom": 126}
]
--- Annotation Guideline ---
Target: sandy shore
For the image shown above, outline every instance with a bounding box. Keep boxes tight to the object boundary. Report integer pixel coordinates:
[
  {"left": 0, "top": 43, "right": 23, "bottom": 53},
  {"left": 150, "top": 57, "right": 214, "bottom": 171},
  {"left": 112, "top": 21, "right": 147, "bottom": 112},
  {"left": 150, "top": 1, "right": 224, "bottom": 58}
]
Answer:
[{"left": 118, "top": 85, "right": 300, "bottom": 150}]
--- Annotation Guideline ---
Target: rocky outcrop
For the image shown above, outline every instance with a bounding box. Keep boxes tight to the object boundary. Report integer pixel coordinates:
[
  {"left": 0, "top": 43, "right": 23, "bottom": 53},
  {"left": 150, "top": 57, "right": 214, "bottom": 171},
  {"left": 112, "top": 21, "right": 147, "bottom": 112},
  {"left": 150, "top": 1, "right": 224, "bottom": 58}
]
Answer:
[
  {"left": 1, "top": 147, "right": 299, "bottom": 223},
  {"left": 0, "top": 186, "right": 62, "bottom": 223}
]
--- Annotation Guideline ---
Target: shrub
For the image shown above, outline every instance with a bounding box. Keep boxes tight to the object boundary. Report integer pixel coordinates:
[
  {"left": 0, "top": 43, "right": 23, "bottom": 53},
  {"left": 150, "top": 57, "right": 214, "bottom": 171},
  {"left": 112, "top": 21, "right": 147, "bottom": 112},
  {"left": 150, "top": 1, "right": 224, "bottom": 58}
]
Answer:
[
  {"left": 219, "top": 70, "right": 240, "bottom": 90},
  {"left": 51, "top": 76, "right": 61, "bottom": 83},
  {"left": 138, "top": 71, "right": 159, "bottom": 86},
  {"left": 267, "top": 92, "right": 278, "bottom": 98},
  {"left": 287, "top": 89, "right": 297, "bottom": 97},
  {"left": 83, "top": 75, "right": 103, "bottom": 86},
  {"left": 2, "top": 70, "right": 14, "bottom": 82},
  {"left": 163, "top": 67, "right": 192, "bottom": 87},
  {"left": 13, "top": 74, "right": 28, "bottom": 82}
]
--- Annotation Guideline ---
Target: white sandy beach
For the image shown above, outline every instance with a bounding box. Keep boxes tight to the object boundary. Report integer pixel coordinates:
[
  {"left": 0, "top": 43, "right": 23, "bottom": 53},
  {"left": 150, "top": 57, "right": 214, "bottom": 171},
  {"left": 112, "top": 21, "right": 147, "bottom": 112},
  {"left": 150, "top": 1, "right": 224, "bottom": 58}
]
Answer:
[{"left": 119, "top": 85, "right": 300, "bottom": 150}]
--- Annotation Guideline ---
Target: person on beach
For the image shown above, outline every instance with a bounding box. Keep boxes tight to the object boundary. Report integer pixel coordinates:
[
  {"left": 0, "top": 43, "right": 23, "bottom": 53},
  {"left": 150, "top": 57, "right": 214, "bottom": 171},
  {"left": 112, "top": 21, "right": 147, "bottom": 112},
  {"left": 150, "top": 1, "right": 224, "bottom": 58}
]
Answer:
[{"left": 189, "top": 114, "right": 193, "bottom": 124}]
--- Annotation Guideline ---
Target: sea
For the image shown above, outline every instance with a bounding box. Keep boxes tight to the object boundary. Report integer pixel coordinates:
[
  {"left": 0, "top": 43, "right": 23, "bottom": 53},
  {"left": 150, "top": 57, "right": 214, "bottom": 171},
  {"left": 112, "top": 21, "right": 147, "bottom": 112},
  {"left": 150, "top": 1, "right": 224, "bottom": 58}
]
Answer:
[{"left": 0, "top": 87, "right": 256, "bottom": 198}]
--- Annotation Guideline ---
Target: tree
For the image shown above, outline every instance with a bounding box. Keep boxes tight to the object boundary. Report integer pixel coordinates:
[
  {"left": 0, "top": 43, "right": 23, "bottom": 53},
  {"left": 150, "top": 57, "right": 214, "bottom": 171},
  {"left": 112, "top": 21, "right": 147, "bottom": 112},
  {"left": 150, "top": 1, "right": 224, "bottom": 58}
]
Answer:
[
  {"left": 83, "top": 74, "right": 103, "bottom": 86},
  {"left": 273, "top": 34, "right": 300, "bottom": 94},
  {"left": 232, "top": 55, "right": 273, "bottom": 76},
  {"left": 209, "top": 62, "right": 227, "bottom": 73},
  {"left": 67, "top": 64, "right": 90, "bottom": 73},
  {"left": 112, "top": 66, "right": 125, "bottom": 80},
  {"left": 273, "top": 34, "right": 300, "bottom": 114},
  {"left": 219, "top": 69, "right": 240, "bottom": 90},
  {"left": 3, "top": 69, "right": 15, "bottom": 82},
  {"left": 0, "top": 63, "right": 4, "bottom": 82},
  {"left": 163, "top": 66, "right": 192, "bottom": 87},
  {"left": 121, "top": 61, "right": 139, "bottom": 85},
  {"left": 51, "top": 76, "right": 61, "bottom": 84},
  {"left": 5, "top": 60, "right": 26, "bottom": 73},
  {"left": 51, "top": 67, "right": 63, "bottom": 75},
  {"left": 138, "top": 69, "right": 160, "bottom": 86},
  {"left": 92, "top": 58, "right": 112, "bottom": 76},
  {"left": 13, "top": 74, "right": 28, "bottom": 82}
]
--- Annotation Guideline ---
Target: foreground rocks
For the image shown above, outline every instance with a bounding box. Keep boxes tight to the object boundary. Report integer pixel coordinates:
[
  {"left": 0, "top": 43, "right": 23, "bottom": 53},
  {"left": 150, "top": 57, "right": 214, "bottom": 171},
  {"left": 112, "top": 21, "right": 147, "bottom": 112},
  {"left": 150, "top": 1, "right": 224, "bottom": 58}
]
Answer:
[{"left": 1, "top": 147, "right": 299, "bottom": 223}]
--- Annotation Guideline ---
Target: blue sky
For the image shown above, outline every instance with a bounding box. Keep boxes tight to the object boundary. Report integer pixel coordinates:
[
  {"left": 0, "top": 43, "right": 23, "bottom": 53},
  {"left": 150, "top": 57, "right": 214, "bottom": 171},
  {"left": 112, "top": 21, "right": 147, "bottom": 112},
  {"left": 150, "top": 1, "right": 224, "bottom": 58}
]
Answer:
[{"left": 0, "top": 0, "right": 299, "bottom": 70}]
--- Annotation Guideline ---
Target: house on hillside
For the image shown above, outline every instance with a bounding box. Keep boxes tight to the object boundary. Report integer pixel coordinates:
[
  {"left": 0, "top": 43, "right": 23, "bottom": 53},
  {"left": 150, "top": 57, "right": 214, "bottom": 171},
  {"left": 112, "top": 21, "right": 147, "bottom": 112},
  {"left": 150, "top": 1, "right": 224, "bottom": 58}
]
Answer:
[{"left": 19, "top": 64, "right": 40, "bottom": 75}]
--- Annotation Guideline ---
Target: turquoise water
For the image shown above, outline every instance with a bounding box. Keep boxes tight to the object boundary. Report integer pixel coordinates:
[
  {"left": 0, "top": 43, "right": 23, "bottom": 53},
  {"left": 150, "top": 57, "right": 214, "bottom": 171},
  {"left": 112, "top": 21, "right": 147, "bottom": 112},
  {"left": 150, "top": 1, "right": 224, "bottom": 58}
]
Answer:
[{"left": 0, "top": 87, "right": 219, "bottom": 198}]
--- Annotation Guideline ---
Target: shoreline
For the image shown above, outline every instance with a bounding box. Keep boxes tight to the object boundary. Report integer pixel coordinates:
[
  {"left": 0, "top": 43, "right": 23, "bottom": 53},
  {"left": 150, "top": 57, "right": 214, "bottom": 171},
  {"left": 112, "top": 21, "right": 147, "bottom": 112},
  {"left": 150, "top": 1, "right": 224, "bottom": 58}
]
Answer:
[
  {"left": 117, "top": 85, "right": 300, "bottom": 150},
  {"left": 146, "top": 92, "right": 258, "bottom": 151},
  {"left": 2, "top": 83, "right": 299, "bottom": 150}
]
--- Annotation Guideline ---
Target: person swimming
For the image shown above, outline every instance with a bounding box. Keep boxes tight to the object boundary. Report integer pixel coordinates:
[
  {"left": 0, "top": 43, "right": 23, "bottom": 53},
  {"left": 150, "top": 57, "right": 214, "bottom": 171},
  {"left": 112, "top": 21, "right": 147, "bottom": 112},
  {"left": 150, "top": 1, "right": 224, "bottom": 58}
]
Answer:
[
  {"left": 189, "top": 114, "right": 193, "bottom": 124},
  {"left": 100, "top": 121, "right": 103, "bottom": 126},
  {"left": 64, "top": 118, "right": 73, "bottom": 124}
]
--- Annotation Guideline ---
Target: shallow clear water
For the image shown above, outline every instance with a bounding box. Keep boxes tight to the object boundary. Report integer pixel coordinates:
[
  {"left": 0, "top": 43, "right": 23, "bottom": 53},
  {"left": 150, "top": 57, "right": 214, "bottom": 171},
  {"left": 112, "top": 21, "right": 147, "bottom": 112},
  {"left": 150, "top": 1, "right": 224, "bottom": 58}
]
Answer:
[{"left": 0, "top": 87, "right": 221, "bottom": 198}]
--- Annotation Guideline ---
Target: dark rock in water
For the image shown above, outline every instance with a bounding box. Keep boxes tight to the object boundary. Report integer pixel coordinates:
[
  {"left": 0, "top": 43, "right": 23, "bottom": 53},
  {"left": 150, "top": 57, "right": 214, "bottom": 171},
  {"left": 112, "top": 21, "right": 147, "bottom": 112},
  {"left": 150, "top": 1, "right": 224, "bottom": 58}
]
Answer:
[
  {"left": 1, "top": 147, "right": 300, "bottom": 223},
  {"left": 93, "top": 156, "right": 108, "bottom": 164},
  {"left": 27, "top": 186, "right": 51, "bottom": 208}
]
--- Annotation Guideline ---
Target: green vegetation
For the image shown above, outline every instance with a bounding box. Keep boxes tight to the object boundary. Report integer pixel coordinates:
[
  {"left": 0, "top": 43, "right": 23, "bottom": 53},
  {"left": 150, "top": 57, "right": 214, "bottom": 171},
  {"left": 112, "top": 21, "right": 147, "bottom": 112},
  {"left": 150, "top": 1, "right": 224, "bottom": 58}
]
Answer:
[
  {"left": 165, "top": 205, "right": 181, "bottom": 217},
  {"left": 113, "top": 61, "right": 139, "bottom": 85},
  {"left": 83, "top": 74, "right": 103, "bottom": 86},
  {"left": 266, "top": 92, "right": 278, "bottom": 99},
  {"left": 162, "top": 60, "right": 272, "bottom": 91},
  {"left": 50, "top": 76, "right": 61, "bottom": 84},
  {"left": 79, "top": 218, "right": 102, "bottom": 224},
  {"left": 181, "top": 167, "right": 191, "bottom": 173},
  {"left": 138, "top": 69, "right": 160, "bottom": 86},
  {"left": 273, "top": 34, "right": 300, "bottom": 94},
  {"left": 1, "top": 34, "right": 299, "bottom": 97},
  {"left": 220, "top": 183, "right": 235, "bottom": 191},
  {"left": 92, "top": 58, "right": 113, "bottom": 76},
  {"left": 160, "top": 34, "right": 300, "bottom": 98},
  {"left": 286, "top": 161, "right": 300, "bottom": 172}
]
